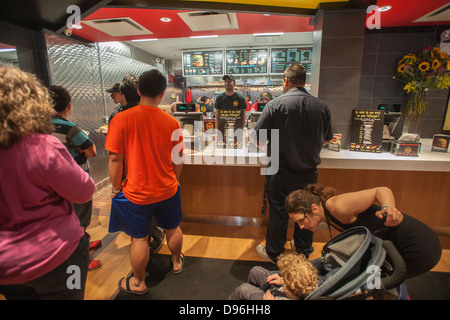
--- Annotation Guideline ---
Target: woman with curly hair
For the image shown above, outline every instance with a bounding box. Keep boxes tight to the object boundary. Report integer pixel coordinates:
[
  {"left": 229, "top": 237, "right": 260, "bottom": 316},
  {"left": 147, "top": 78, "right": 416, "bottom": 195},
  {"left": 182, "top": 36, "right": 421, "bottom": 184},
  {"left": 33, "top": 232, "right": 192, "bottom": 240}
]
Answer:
[
  {"left": 285, "top": 184, "right": 442, "bottom": 279},
  {"left": 0, "top": 66, "right": 95, "bottom": 299},
  {"left": 229, "top": 253, "right": 319, "bottom": 300}
]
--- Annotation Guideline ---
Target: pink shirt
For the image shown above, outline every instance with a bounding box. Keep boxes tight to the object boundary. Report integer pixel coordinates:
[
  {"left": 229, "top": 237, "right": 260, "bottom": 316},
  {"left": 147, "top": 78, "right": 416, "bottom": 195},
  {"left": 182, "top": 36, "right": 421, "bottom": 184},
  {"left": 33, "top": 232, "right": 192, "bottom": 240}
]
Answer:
[{"left": 0, "top": 134, "right": 95, "bottom": 285}]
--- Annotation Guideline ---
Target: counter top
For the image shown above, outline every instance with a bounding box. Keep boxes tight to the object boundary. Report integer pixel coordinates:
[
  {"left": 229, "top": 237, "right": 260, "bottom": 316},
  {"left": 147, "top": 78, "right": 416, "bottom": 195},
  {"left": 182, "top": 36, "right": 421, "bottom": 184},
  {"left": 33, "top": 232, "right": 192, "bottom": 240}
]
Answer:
[
  {"left": 319, "top": 139, "right": 450, "bottom": 172},
  {"left": 183, "top": 139, "right": 450, "bottom": 172}
]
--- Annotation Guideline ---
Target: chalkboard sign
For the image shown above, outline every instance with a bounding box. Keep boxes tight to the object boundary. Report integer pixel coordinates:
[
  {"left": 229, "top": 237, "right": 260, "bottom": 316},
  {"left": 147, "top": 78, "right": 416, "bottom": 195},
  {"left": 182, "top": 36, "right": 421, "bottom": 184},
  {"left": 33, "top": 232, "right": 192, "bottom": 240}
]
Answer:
[
  {"left": 350, "top": 109, "right": 384, "bottom": 153},
  {"left": 225, "top": 48, "right": 268, "bottom": 75},
  {"left": 270, "top": 47, "right": 312, "bottom": 74},
  {"left": 182, "top": 50, "right": 224, "bottom": 76}
]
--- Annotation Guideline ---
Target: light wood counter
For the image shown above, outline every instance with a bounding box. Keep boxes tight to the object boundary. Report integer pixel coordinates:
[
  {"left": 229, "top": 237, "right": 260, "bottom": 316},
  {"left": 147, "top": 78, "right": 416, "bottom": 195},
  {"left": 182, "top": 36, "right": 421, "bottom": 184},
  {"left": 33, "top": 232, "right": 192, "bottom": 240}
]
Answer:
[{"left": 179, "top": 139, "right": 450, "bottom": 247}]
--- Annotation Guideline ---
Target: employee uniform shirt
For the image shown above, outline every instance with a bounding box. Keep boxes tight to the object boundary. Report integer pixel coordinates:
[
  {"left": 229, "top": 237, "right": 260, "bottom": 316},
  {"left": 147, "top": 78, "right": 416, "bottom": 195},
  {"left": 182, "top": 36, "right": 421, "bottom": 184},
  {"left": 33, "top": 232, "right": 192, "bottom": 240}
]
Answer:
[
  {"left": 52, "top": 115, "right": 94, "bottom": 171},
  {"left": 200, "top": 103, "right": 214, "bottom": 114},
  {"left": 214, "top": 92, "right": 247, "bottom": 110},
  {"left": 252, "top": 86, "right": 333, "bottom": 171},
  {"left": 105, "top": 105, "right": 184, "bottom": 205}
]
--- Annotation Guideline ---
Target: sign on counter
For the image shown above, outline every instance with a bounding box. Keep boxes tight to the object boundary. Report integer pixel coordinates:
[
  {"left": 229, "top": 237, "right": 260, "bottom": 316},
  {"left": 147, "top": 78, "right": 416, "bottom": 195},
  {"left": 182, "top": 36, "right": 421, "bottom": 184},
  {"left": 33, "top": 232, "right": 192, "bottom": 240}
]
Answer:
[
  {"left": 350, "top": 109, "right": 384, "bottom": 153},
  {"left": 216, "top": 109, "right": 245, "bottom": 149}
]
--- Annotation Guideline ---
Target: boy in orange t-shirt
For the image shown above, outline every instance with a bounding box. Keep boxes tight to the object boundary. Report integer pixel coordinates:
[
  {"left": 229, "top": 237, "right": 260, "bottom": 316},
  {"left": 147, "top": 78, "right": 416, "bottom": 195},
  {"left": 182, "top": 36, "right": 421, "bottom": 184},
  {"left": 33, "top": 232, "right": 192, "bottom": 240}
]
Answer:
[{"left": 105, "top": 69, "right": 185, "bottom": 295}]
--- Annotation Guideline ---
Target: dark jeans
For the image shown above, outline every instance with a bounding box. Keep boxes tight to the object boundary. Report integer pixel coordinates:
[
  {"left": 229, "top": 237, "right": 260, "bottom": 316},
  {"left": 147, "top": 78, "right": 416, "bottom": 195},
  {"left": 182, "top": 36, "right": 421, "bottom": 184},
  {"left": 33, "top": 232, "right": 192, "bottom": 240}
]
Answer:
[
  {"left": 265, "top": 166, "right": 318, "bottom": 262},
  {"left": 0, "top": 234, "right": 90, "bottom": 300}
]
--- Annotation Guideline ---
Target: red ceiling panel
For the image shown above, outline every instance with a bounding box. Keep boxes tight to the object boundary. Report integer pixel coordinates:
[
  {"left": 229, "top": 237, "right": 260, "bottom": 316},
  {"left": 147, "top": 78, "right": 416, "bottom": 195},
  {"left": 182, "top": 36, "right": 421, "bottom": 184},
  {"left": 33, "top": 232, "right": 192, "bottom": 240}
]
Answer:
[{"left": 73, "top": 8, "right": 314, "bottom": 42}]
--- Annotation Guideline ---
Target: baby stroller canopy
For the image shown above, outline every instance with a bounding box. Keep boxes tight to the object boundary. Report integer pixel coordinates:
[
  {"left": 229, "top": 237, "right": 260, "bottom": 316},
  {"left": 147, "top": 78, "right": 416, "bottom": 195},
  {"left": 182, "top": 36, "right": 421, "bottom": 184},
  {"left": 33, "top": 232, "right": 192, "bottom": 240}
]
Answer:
[{"left": 306, "top": 226, "right": 407, "bottom": 300}]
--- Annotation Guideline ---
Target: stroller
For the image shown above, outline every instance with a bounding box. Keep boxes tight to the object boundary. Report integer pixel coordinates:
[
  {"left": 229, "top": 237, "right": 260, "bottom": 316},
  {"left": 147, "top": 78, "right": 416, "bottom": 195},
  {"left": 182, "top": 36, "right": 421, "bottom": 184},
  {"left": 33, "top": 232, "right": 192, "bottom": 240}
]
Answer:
[{"left": 305, "top": 226, "right": 407, "bottom": 300}]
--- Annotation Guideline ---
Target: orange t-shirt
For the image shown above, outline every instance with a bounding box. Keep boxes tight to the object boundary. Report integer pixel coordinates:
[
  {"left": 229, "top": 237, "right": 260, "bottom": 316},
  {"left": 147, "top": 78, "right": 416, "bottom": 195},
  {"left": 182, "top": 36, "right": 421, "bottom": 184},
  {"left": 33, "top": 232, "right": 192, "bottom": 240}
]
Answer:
[{"left": 105, "top": 105, "right": 184, "bottom": 205}]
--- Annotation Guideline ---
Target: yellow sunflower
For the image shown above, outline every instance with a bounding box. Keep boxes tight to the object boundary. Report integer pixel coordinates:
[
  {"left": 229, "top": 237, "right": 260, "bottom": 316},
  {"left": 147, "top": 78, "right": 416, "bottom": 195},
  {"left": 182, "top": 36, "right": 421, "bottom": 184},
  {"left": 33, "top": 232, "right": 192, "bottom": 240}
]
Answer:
[
  {"left": 418, "top": 62, "right": 430, "bottom": 72},
  {"left": 432, "top": 59, "right": 441, "bottom": 70},
  {"left": 397, "top": 64, "right": 406, "bottom": 73},
  {"left": 447, "top": 60, "right": 450, "bottom": 71}
]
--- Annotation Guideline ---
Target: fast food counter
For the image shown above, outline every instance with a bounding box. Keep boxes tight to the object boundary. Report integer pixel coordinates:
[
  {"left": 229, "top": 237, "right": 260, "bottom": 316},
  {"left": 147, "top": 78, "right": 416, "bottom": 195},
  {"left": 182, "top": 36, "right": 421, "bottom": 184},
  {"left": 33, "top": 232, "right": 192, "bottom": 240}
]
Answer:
[{"left": 179, "top": 139, "right": 450, "bottom": 244}]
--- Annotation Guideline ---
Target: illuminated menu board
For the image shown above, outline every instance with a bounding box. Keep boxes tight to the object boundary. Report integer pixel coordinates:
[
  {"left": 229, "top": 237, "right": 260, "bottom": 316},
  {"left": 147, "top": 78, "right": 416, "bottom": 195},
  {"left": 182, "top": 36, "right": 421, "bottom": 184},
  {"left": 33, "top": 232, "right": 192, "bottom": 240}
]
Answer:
[
  {"left": 270, "top": 47, "right": 312, "bottom": 74},
  {"left": 226, "top": 48, "right": 268, "bottom": 75},
  {"left": 183, "top": 50, "right": 224, "bottom": 76}
]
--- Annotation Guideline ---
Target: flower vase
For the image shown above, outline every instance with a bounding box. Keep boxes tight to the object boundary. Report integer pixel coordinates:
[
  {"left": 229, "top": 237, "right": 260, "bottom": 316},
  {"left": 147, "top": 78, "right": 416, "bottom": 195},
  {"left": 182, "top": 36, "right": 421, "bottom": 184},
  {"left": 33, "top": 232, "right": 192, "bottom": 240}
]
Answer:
[{"left": 402, "top": 88, "right": 427, "bottom": 140}]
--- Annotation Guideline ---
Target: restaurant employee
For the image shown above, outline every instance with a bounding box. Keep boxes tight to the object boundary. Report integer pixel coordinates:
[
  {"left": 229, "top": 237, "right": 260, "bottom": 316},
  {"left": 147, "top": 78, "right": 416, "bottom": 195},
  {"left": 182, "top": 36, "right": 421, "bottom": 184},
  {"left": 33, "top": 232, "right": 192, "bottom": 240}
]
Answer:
[{"left": 214, "top": 74, "right": 247, "bottom": 111}]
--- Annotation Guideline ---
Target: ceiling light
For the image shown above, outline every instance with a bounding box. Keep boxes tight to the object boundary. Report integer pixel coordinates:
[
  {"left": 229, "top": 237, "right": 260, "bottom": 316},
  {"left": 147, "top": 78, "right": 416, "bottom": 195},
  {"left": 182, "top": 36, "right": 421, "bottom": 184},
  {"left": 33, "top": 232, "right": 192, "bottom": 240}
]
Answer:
[
  {"left": 0, "top": 48, "right": 17, "bottom": 53},
  {"left": 190, "top": 35, "right": 219, "bottom": 39},
  {"left": 263, "top": 14, "right": 271, "bottom": 17},
  {"left": 378, "top": 5, "right": 392, "bottom": 12},
  {"left": 253, "top": 32, "right": 284, "bottom": 36},
  {"left": 73, "top": 24, "right": 83, "bottom": 29},
  {"left": 131, "top": 38, "right": 158, "bottom": 42},
  {"left": 160, "top": 17, "right": 171, "bottom": 22}
]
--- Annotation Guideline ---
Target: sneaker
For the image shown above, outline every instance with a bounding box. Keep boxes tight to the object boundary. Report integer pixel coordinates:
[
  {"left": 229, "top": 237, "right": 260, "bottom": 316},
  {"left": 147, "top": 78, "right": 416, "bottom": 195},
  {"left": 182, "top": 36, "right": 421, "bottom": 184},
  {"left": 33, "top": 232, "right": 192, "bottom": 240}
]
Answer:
[
  {"left": 88, "top": 259, "right": 102, "bottom": 271},
  {"left": 89, "top": 240, "right": 102, "bottom": 251},
  {"left": 256, "top": 245, "right": 276, "bottom": 265}
]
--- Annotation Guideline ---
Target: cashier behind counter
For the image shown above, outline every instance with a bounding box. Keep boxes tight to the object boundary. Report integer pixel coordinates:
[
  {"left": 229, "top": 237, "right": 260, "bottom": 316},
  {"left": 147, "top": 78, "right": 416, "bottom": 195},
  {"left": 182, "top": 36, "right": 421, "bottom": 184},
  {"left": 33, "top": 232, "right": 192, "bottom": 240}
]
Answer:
[
  {"left": 249, "top": 91, "right": 272, "bottom": 112},
  {"left": 214, "top": 75, "right": 247, "bottom": 111}
]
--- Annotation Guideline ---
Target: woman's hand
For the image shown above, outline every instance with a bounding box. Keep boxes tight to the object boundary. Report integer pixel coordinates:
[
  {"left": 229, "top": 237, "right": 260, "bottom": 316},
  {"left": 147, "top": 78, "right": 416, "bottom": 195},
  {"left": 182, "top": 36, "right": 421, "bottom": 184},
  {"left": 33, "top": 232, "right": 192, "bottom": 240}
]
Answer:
[{"left": 375, "top": 205, "right": 403, "bottom": 227}]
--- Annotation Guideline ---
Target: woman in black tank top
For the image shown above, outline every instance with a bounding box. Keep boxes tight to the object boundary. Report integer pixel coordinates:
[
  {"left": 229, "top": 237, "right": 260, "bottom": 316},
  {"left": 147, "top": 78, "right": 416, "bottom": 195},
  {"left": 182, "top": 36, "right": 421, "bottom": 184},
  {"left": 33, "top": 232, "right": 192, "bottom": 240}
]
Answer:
[{"left": 285, "top": 184, "right": 442, "bottom": 279}]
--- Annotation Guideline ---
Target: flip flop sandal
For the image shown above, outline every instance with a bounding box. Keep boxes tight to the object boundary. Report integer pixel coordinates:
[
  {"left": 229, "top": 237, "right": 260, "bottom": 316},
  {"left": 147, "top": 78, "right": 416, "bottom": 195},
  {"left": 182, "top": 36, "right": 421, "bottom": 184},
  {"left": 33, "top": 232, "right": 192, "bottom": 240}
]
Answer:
[
  {"left": 118, "top": 276, "right": 148, "bottom": 295},
  {"left": 172, "top": 253, "right": 185, "bottom": 275}
]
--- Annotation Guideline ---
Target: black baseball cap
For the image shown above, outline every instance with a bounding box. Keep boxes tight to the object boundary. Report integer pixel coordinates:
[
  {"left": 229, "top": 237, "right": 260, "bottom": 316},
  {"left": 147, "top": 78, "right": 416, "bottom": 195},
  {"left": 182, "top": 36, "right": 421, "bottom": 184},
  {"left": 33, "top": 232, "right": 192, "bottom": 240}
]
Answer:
[
  {"left": 106, "top": 83, "right": 120, "bottom": 93},
  {"left": 223, "top": 74, "right": 236, "bottom": 82}
]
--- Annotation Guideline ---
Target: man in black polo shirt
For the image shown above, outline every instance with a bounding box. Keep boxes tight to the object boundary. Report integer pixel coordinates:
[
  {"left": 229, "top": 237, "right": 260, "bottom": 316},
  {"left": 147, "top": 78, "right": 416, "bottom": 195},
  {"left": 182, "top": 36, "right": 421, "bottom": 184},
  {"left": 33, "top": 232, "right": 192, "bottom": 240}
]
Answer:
[{"left": 251, "top": 64, "right": 333, "bottom": 263}]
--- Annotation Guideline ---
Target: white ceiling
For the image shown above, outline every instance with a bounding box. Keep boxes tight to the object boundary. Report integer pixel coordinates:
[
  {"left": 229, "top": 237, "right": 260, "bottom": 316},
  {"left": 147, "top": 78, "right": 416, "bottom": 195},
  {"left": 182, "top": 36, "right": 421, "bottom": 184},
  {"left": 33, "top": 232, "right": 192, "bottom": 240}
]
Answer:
[{"left": 126, "top": 31, "right": 314, "bottom": 60}]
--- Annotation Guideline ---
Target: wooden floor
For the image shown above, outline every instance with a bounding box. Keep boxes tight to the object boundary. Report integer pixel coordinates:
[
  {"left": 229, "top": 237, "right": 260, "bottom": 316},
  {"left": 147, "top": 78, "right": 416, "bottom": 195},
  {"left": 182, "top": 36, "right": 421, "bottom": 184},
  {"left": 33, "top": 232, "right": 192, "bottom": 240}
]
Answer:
[{"left": 83, "top": 186, "right": 450, "bottom": 300}]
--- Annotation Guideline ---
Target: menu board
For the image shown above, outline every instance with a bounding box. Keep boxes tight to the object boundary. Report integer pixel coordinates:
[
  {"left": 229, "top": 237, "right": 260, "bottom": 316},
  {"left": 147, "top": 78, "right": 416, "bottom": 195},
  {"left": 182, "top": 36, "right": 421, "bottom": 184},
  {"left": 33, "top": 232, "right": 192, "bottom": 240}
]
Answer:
[
  {"left": 183, "top": 50, "right": 224, "bottom": 76},
  {"left": 350, "top": 109, "right": 384, "bottom": 153},
  {"left": 226, "top": 48, "right": 268, "bottom": 75},
  {"left": 270, "top": 47, "right": 312, "bottom": 74}
]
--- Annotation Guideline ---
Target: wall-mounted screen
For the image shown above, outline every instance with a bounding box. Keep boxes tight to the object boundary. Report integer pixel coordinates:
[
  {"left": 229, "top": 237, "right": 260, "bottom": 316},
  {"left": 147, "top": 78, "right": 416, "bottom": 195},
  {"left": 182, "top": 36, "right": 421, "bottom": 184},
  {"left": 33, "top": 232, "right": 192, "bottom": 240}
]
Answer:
[
  {"left": 226, "top": 48, "right": 268, "bottom": 75},
  {"left": 182, "top": 50, "right": 224, "bottom": 76},
  {"left": 270, "top": 47, "right": 312, "bottom": 74}
]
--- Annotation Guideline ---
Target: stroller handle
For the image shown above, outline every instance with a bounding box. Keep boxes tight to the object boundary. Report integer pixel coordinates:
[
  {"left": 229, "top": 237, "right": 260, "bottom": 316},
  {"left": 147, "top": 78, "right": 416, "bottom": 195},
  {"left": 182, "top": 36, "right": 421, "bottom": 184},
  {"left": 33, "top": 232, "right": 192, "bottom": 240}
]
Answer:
[{"left": 380, "top": 240, "right": 407, "bottom": 290}]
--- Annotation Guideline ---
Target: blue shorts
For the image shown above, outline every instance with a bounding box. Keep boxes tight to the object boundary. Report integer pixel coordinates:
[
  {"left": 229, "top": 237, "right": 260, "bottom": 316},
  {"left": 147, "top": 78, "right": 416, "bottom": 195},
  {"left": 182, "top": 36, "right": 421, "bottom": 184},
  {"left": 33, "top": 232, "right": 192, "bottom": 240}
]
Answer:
[{"left": 109, "top": 186, "right": 182, "bottom": 238}]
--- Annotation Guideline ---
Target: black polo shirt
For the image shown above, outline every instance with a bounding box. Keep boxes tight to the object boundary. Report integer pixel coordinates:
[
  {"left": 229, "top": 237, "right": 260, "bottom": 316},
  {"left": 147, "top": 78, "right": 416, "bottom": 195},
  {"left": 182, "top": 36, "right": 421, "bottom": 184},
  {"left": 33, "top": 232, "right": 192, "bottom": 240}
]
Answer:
[
  {"left": 214, "top": 92, "right": 247, "bottom": 110},
  {"left": 252, "top": 87, "right": 333, "bottom": 172}
]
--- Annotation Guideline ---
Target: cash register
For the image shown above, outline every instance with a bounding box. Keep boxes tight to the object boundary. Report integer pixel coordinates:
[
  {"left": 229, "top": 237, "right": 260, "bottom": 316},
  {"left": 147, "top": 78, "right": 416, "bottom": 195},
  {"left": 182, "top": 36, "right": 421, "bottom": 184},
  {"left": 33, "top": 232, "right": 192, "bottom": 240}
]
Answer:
[{"left": 173, "top": 103, "right": 203, "bottom": 150}]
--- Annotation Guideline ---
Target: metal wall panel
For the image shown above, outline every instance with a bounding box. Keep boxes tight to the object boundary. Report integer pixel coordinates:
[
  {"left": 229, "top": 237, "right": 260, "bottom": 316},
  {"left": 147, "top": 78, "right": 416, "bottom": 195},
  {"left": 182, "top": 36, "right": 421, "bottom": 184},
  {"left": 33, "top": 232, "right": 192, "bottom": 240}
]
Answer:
[{"left": 45, "top": 33, "right": 164, "bottom": 186}]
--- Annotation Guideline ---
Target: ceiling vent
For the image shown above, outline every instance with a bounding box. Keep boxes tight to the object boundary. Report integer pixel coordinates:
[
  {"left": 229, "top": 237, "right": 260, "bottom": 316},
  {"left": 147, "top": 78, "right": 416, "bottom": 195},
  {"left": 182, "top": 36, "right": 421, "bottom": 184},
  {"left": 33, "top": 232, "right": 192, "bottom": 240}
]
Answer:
[
  {"left": 83, "top": 17, "right": 153, "bottom": 36},
  {"left": 413, "top": 3, "right": 450, "bottom": 23},
  {"left": 178, "top": 11, "right": 239, "bottom": 31}
]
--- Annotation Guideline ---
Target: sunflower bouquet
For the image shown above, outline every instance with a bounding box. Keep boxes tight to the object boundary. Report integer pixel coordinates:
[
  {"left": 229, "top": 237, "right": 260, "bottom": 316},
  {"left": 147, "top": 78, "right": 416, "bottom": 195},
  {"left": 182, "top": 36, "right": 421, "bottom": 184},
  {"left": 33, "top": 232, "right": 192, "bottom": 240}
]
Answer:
[{"left": 395, "top": 46, "right": 450, "bottom": 120}]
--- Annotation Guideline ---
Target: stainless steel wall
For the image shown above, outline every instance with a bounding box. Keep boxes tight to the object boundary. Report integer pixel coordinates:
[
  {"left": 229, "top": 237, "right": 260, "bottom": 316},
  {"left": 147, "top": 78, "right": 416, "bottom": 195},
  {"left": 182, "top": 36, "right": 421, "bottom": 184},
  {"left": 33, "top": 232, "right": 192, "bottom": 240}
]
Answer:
[{"left": 45, "top": 32, "right": 163, "bottom": 187}]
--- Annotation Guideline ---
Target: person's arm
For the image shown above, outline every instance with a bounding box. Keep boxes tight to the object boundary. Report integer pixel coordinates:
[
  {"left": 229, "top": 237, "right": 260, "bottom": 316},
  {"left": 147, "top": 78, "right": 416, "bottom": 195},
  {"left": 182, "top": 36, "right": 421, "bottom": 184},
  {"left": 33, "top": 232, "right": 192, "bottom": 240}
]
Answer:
[
  {"left": 108, "top": 151, "right": 124, "bottom": 197},
  {"left": 79, "top": 143, "right": 97, "bottom": 158},
  {"left": 327, "top": 187, "right": 403, "bottom": 226}
]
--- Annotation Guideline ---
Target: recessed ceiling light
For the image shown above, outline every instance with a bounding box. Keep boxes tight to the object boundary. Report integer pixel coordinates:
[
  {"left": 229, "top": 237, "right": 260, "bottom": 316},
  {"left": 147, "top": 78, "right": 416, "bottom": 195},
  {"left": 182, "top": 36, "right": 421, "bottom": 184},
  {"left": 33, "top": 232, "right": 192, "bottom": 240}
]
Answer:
[
  {"left": 263, "top": 14, "right": 271, "bottom": 17},
  {"left": 160, "top": 17, "right": 171, "bottom": 22},
  {"left": 378, "top": 5, "right": 392, "bottom": 12},
  {"left": 131, "top": 38, "right": 158, "bottom": 42}
]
